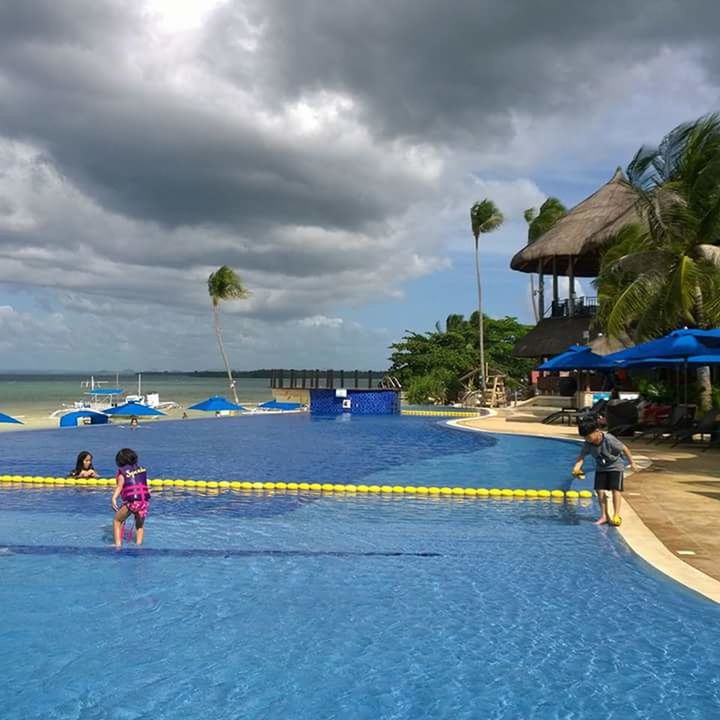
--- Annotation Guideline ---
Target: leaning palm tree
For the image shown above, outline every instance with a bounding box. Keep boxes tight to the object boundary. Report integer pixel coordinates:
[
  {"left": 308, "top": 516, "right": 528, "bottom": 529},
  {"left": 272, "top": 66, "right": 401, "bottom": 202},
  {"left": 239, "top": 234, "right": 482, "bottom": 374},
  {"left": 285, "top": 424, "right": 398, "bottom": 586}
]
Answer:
[
  {"left": 470, "top": 200, "right": 504, "bottom": 393},
  {"left": 524, "top": 198, "right": 567, "bottom": 320},
  {"left": 208, "top": 266, "right": 250, "bottom": 406},
  {"left": 596, "top": 114, "right": 720, "bottom": 409}
]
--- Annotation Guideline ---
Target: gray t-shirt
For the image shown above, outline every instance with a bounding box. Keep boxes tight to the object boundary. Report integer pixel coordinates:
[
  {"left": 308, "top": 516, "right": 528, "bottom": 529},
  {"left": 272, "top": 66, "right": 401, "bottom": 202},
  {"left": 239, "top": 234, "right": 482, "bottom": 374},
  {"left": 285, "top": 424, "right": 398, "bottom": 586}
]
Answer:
[{"left": 580, "top": 432, "right": 627, "bottom": 472}]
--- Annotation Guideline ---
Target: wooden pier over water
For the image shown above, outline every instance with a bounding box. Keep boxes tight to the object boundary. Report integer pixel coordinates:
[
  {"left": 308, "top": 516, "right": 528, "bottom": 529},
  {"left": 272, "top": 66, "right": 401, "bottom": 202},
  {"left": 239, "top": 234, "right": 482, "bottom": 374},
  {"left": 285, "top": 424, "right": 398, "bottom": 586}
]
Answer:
[{"left": 269, "top": 369, "right": 401, "bottom": 390}]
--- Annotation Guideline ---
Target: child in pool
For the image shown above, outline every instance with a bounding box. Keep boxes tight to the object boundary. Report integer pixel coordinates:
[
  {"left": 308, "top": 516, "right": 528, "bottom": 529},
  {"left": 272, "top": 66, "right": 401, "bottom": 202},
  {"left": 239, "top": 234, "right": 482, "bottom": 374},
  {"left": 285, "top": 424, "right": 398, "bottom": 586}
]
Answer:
[
  {"left": 111, "top": 448, "right": 151, "bottom": 548},
  {"left": 69, "top": 450, "right": 98, "bottom": 478}
]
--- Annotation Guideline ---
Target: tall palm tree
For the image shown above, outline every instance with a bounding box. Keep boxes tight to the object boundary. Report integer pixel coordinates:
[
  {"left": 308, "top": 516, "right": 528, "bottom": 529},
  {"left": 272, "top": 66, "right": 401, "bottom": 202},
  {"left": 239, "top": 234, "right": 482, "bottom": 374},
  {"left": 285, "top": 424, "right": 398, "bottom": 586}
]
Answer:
[
  {"left": 596, "top": 114, "right": 720, "bottom": 408},
  {"left": 208, "top": 266, "right": 250, "bottom": 406},
  {"left": 470, "top": 200, "right": 504, "bottom": 393},
  {"left": 524, "top": 198, "right": 567, "bottom": 320}
]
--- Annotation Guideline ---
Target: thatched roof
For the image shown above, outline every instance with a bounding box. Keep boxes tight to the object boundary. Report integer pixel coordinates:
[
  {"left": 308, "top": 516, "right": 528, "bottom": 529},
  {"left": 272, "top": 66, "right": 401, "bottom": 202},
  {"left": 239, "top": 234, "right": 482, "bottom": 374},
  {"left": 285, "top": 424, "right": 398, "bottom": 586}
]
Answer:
[
  {"left": 513, "top": 317, "right": 594, "bottom": 358},
  {"left": 510, "top": 168, "right": 643, "bottom": 277}
]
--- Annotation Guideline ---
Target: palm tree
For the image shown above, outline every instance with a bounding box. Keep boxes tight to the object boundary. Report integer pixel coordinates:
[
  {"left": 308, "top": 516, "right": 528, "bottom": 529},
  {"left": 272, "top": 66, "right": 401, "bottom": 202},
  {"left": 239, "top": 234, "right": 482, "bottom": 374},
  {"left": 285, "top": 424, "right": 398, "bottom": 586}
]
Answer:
[
  {"left": 596, "top": 114, "right": 720, "bottom": 408},
  {"left": 208, "top": 266, "right": 250, "bottom": 406},
  {"left": 470, "top": 200, "right": 504, "bottom": 393},
  {"left": 524, "top": 198, "right": 567, "bottom": 320}
]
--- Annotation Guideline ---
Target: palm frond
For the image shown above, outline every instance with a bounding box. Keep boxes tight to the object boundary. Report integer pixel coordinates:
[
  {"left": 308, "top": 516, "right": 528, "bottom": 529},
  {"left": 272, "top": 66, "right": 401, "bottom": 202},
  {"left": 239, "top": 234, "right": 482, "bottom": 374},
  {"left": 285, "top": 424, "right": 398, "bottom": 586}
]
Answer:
[
  {"left": 470, "top": 199, "right": 504, "bottom": 241},
  {"left": 208, "top": 266, "right": 250, "bottom": 304}
]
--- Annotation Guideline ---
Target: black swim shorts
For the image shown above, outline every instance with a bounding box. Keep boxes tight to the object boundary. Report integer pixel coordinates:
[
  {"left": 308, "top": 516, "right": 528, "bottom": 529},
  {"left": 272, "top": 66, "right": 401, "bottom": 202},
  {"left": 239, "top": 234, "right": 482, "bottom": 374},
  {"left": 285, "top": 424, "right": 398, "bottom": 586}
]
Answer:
[{"left": 595, "top": 470, "right": 624, "bottom": 491}]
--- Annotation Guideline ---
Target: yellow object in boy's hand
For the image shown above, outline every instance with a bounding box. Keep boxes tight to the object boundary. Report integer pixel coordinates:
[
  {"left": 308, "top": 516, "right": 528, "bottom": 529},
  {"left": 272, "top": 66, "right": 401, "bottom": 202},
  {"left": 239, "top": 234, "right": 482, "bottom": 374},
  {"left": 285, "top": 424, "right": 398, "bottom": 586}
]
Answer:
[
  {"left": 612, "top": 515, "right": 622, "bottom": 527},
  {"left": 572, "top": 469, "right": 585, "bottom": 480}
]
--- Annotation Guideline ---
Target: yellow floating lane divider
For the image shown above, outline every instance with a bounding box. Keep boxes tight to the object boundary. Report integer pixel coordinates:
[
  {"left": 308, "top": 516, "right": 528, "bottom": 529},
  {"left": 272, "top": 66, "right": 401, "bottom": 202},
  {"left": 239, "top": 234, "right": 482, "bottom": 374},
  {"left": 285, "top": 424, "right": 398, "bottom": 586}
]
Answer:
[
  {"left": 0, "top": 475, "right": 594, "bottom": 502},
  {"left": 401, "top": 409, "right": 482, "bottom": 417}
]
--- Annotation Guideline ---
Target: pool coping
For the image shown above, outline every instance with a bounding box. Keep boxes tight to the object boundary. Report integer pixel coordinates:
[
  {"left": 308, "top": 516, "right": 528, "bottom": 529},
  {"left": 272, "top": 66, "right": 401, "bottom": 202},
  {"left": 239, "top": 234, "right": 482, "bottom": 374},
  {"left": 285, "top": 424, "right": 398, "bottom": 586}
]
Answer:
[{"left": 449, "top": 419, "right": 720, "bottom": 605}]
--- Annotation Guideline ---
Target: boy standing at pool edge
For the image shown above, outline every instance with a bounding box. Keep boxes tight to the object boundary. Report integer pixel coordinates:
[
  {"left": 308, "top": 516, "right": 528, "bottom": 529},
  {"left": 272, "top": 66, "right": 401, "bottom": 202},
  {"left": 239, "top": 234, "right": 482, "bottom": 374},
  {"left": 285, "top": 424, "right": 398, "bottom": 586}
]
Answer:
[{"left": 573, "top": 420, "right": 638, "bottom": 526}]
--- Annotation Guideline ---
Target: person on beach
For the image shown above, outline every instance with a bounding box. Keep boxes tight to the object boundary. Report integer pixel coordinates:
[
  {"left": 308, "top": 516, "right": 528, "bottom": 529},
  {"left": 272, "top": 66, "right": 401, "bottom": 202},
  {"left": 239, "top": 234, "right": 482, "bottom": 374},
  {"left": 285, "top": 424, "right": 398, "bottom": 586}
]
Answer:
[
  {"left": 68, "top": 451, "right": 98, "bottom": 478},
  {"left": 111, "top": 448, "right": 150, "bottom": 548},
  {"left": 572, "top": 420, "right": 638, "bottom": 526}
]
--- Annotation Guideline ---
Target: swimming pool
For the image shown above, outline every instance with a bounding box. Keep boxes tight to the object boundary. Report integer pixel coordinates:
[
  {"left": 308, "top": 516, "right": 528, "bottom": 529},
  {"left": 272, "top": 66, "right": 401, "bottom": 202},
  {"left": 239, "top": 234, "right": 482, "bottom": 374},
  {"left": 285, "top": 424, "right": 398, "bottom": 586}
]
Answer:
[{"left": 1, "top": 416, "right": 718, "bottom": 719}]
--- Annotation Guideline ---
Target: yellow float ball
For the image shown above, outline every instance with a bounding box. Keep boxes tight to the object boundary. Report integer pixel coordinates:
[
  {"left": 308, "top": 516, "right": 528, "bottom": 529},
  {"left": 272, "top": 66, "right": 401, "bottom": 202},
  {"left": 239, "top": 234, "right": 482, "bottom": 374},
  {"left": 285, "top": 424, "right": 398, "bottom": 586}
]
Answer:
[
  {"left": 264, "top": 482, "right": 277, "bottom": 490},
  {"left": 275, "top": 482, "right": 288, "bottom": 490},
  {"left": 464, "top": 488, "right": 477, "bottom": 497},
  {"left": 218, "top": 481, "right": 230, "bottom": 489},
  {"left": 513, "top": 489, "right": 526, "bottom": 498},
  {"left": 230, "top": 481, "right": 242, "bottom": 490},
  {"left": 287, "top": 482, "right": 299, "bottom": 491},
  {"left": 333, "top": 484, "right": 347, "bottom": 492},
  {"left": 195, "top": 480, "right": 208, "bottom": 488},
  {"left": 489, "top": 488, "right": 501, "bottom": 496},
  {"left": 579, "top": 490, "right": 593, "bottom": 498},
  {"left": 368, "top": 485, "right": 381, "bottom": 493},
  {"left": 162, "top": 479, "right": 174, "bottom": 487},
  {"left": 65, "top": 478, "right": 77, "bottom": 486},
  {"left": 86, "top": 478, "right": 99, "bottom": 486},
  {"left": 309, "top": 483, "right": 322, "bottom": 492},
  {"left": 451, "top": 487, "right": 464, "bottom": 496},
  {"left": 252, "top": 482, "right": 264, "bottom": 490},
  {"left": 428, "top": 487, "right": 440, "bottom": 495},
  {"left": 173, "top": 480, "right": 186, "bottom": 488},
  {"left": 380, "top": 485, "right": 393, "bottom": 493},
  {"left": 206, "top": 481, "right": 219, "bottom": 489},
  {"left": 440, "top": 487, "right": 452, "bottom": 495},
  {"left": 76, "top": 478, "right": 88, "bottom": 486},
  {"left": 403, "top": 486, "right": 416, "bottom": 494},
  {"left": 476, "top": 488, "right": 489, "bottom": 496},
  {"left": 392, "top": 486, "right": 405, "bottom": 494},
  {"left": 356, "top": 485, "right": 369, "bottom": 492},
  {"left": 538, "top": 490, "right": 551, "bottom": 498},
  {"left": 501, "top": 489, "right": 514, "bottom": 497},
  {"left": 416, "top": 486, "right": 429, "bottom": 495},
  {"left": 566, "top": 490, "right": 579, "bottom": 499},
  {"left": 345, "top": 485, "right": 357, "bottom": 493},
  {"left": 551, "top": 490, "right": 565, "bottom": 498},
  {"left": 298, "top": 482, "right": 310, "bottom": 491}
]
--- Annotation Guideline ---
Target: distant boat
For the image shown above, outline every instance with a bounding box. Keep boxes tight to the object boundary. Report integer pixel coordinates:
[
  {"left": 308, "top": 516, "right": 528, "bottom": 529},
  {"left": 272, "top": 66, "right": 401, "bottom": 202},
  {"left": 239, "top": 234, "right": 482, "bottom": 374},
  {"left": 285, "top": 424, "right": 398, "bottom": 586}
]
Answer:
[{"left": 50, "top": 374, "right": 178, "bottom": 418}]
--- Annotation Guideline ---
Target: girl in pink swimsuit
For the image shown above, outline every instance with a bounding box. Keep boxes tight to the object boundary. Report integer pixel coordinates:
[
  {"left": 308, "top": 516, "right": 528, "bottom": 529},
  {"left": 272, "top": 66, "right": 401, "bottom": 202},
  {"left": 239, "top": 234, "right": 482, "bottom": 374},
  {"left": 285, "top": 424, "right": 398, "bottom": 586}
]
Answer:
[{"left": 111, "top": 448, "right": 151, "bottom": 548}]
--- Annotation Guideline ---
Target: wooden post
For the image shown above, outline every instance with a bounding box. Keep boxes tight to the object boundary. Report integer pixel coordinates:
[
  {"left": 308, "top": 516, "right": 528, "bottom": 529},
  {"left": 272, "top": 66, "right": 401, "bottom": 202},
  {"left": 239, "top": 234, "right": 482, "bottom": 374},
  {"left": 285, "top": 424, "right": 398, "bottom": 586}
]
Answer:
[
  {"left": 354, "top": 370, "right": 359, "bottom": 388},
  {"left": 270, "top": 369, "right": 275, "bottom": 389},
  {"left": 339, "top": 369, "right": 345, "bottom": 387},
  {"left": 368, "top": 370, "right": 373, "bottom": 389},
  {"left": 568, "top": 255, "right": 575, "bottom": 317},
  {"left": 327, "top": 369, "right": 334, "bottom": 389},
  {"left": 537, "top": 259, "right": 545, "bottom": 319},
  {"left": 278, "top": 369, "right": 284, "bottom": 389},
  {"left": 301, "top": 370, "right": 306, "bottom": 389},
  {"left": 315, "top": 369, "right": 320, "bottom": 388},
  {"left": 289, "top": 369, "right": 295, "bottom": 388},
  {"left": 552, "top": 256, "right": 559, "bottom": 303}
]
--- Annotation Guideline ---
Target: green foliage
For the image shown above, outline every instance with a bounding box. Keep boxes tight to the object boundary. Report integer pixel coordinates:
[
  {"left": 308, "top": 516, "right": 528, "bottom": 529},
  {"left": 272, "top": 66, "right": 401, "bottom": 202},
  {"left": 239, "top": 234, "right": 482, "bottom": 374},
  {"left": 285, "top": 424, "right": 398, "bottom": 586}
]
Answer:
[
  {"left": 712, "top": 385, "right": 720, "bottom": 410},
  {"left": 597, "top": 114, "right": 720, "bottom": 341},
  {"left": 470, "top": 199, "right": 503, "bottom": 244},
  {"left": 389, "top": 314, "right": 534, "bottom": 402},
  {"left": 208, "top": 266, "right": 250, "bottom": 306},
  {"left": 635, "top": 377, "right": 675, "bottom": 404},
  {"left": 525, "top": 198, "right": 567, "bottom": 243}
]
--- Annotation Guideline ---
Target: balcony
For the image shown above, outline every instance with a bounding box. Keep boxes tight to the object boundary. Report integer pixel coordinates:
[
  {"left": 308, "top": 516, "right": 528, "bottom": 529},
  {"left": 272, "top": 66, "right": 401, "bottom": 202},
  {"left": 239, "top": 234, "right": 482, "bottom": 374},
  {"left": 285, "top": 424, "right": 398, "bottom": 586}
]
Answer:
[{"left": 546, "top": 296, "right": 598, "bottom": 319}]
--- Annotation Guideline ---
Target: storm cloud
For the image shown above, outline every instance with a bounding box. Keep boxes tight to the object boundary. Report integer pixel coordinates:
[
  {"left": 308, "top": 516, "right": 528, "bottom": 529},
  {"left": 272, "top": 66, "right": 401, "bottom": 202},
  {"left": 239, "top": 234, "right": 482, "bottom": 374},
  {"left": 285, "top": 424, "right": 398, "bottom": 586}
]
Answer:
[{"left": 0, "top": 0, "right": 718, "bottom": 369}]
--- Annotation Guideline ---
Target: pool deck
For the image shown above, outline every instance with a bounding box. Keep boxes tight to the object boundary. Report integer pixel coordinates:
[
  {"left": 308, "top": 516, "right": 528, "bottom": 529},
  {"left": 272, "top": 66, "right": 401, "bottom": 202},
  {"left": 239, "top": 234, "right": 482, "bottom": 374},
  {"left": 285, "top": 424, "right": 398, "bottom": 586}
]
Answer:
[{"left": 458, "top": 414, "right": 720, "bottom": 604}]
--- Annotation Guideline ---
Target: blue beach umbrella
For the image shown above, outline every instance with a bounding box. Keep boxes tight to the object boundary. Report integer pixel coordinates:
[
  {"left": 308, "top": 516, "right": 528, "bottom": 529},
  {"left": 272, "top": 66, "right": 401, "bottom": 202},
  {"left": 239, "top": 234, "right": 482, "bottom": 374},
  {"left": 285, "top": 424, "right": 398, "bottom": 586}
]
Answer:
[
  {"left": 537, "top": 345, "right": 617, "bottom": 371},
  {"left": 259, "top": 400, "right": 303, "bottom": 410},
  {"left": 102, "top": 402, "right": 166, "bottom": 417},
  {"left": 0, "top": 411, "right": 23, "bottom": 424},
  {"left": 188, "top": 396, "right": 246, "bottom": 412},
  {"left": 606, "top": 329, "right": 720, "bottom": 364}
]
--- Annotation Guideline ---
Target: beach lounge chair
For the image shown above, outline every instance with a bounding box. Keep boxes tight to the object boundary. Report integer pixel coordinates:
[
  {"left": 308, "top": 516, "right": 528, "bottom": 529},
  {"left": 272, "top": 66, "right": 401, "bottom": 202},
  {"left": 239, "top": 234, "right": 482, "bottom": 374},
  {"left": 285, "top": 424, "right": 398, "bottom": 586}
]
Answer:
[
  {"left": 542, "top": 399, "right": 606, "bottom": 426},
  {"left": 670, "top": 409, "right": 720, "bottom": 447},
  {"left": 629, "top": 405, "right": 690, "bottom": 443}
]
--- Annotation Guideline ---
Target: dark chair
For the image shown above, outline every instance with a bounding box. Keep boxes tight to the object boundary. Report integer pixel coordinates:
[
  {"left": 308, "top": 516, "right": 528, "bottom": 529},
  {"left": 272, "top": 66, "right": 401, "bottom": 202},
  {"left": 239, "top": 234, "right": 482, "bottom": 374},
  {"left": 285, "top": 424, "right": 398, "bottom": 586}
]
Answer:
[
  {"left": 648, "top": 406, "right": 696, "bottom": 443},
  {"left": 630, "top": 405, "right": 689, "bottom": 443},
  {"left": 605, "top": 400, "right": 640, "bottom": 437},
  {"left": 671, "top": 409, "right": 720, "bottom": 447}
]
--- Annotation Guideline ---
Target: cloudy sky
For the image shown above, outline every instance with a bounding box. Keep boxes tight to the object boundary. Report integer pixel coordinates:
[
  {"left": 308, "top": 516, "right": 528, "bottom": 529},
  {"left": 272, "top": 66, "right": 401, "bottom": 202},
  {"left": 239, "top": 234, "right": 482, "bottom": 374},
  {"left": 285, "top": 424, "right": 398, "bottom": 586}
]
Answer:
[{"left": 1, "top": 0, "right": 719, "bottom": 372}]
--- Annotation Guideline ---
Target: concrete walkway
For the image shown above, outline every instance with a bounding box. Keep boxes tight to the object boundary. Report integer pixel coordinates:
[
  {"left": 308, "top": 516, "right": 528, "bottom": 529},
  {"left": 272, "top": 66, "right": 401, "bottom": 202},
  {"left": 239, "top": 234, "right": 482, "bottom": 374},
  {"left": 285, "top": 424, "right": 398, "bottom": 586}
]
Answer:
[{"left": 458, "top": 413, "right": 720, "bottom": 603}]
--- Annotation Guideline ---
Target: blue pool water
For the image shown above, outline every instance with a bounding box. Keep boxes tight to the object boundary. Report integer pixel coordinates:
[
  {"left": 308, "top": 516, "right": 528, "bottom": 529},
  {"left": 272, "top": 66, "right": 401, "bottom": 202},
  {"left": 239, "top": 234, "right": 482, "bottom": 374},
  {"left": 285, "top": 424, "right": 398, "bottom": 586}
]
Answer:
[{"left": 1, "top": 416, "right": 719, "bottom": 719}]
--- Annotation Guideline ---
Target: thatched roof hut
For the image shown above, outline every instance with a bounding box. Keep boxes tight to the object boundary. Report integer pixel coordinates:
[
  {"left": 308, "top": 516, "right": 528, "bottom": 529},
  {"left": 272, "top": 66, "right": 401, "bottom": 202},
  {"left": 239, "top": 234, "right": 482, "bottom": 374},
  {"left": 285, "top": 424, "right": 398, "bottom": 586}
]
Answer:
[{"left": 510, "top": 168, "right": 642, "bottom": 277}]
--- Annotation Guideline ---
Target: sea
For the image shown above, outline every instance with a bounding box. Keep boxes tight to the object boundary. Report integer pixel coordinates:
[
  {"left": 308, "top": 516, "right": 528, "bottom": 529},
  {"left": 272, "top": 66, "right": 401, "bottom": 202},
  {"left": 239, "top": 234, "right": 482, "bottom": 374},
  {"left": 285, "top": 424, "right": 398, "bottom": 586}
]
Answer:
[{"left": 0, "top": 374, "right": 276, "bottom": 419}]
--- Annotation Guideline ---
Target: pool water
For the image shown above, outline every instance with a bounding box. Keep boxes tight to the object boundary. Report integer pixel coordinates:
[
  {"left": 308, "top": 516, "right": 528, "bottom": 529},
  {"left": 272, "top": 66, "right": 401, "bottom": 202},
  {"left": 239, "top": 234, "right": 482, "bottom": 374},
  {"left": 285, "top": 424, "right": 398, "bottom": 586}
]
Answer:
[{"left": 1, "top": 416, "right": 719, "bottom": 719}]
